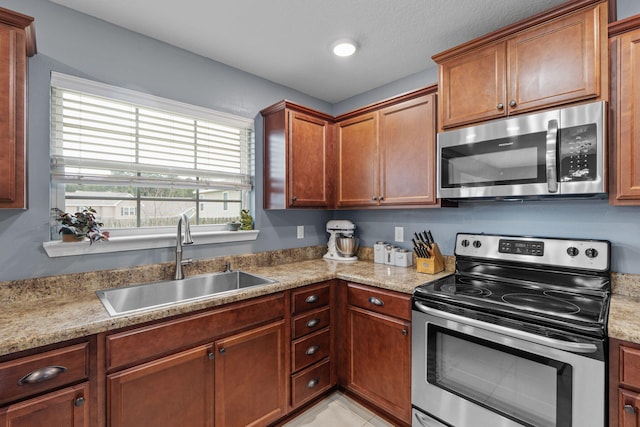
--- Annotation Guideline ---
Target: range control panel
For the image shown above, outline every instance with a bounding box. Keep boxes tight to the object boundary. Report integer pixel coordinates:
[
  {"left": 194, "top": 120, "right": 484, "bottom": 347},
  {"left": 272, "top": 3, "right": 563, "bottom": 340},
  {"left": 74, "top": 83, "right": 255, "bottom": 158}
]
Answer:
[{"left": 456, "top": 233, "right": 610, "bottom": 272}]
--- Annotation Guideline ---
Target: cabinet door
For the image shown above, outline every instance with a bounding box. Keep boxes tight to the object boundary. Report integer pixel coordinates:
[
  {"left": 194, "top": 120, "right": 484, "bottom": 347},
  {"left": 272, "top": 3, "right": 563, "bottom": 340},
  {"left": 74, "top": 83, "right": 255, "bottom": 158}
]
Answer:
[
  {"left": 215, "top": 321, "right": 286, "bottom": 427},
  {"left": 439, "top": 42, "right": 507, "bottom": 129},
  {"left": 379, "top": 94, "right": 437, "bottom": 206},
  {"left": 288, "top": 111, "right": 332, "bottom": 208},
  {"left": 337, "top": 112, "right": 378, "bottom": 207},
  {"left": 620, "top": 389, "right": 640, "bottom": 427},
  {"left": 107, "top": 344, "right": 214, "bottom": 427},
  {"left": 0, "top": 22, "right": 26, "bottom": 208},
  {"left": 345, "top": 306, "right": 411, "bottom": 424},
  {"left": 507, "top": 4, "right": 603, "bottom": 114},
  {"left": 612, "top": 27, "right": 640, "bottom": 203},
  {"left": 0, "top": 382, "right": 89, "bottom": 427}
]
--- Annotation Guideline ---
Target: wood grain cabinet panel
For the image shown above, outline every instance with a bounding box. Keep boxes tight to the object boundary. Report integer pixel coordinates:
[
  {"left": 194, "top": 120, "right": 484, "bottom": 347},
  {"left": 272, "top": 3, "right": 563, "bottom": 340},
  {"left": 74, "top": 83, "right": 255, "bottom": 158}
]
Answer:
[
  {"left": 610, "top": 19, "right": 640, "bottom": 204},
  {"left": 435, "top": 1, "right": 606, "bottom": 130},
  {"left": 0, "top": 382, "right": 89, "bottom": 427},
  {"left": 262, "top": 101, "right": 334, "bottom": 209},
  {"left": 0, "top": 8, "right": 36, "bottom": 209}
]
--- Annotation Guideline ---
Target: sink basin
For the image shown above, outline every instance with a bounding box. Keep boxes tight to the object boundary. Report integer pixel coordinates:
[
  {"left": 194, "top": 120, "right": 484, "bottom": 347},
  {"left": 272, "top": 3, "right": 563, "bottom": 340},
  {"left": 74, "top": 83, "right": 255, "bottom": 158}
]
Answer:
[{"left": 96, "top": 271, "right": 277, "bottom": 316}]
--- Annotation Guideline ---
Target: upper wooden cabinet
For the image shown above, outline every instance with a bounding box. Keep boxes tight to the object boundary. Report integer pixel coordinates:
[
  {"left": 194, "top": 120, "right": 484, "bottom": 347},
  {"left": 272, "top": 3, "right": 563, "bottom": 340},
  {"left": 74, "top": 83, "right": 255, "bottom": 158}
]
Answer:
[
  {"left": 261, "top": 101, "right": 335, "bottom": 209},
  {"left": 435, "top": 0, "right": 607, "bottom": 130},
  {"left": 0, "top": 7, "right": 36, "bottom": 209},
  {"left": 609, "top": 16, "right": 640, "bottom": 205},
  {"left": 336, "top": 90, "right": 438, "bottom": 208}
]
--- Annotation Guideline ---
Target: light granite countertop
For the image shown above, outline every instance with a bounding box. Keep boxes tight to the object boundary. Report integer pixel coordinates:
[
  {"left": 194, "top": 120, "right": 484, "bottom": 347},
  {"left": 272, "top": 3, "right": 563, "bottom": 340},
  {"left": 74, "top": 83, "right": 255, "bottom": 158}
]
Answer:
[
  {"left": 2, "top": 251, "right": 639, "bottom": 358},
  {"left": 0, "top": 258, "right": 453, "bottom": 356}
]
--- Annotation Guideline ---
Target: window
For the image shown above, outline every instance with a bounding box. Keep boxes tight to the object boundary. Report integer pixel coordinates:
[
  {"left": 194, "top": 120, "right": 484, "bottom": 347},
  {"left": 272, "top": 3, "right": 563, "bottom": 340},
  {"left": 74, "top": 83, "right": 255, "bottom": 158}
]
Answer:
[{"left": 50, "top": 72, "right": 253, "bottom": 239}]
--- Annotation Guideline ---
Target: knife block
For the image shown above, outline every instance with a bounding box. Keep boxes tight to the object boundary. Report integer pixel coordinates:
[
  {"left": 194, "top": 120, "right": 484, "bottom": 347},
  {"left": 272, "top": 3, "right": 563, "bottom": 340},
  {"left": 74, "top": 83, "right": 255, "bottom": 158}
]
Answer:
[{"left": 416, "top": 243, "right": 445, "bottom": 274}]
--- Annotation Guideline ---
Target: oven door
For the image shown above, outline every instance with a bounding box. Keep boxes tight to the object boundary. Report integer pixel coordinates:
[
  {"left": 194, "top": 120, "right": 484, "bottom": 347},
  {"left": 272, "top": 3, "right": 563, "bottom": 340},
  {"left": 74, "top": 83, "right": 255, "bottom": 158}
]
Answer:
[{"left": 412, "top": 301, "right": 605, "bottom": 427}]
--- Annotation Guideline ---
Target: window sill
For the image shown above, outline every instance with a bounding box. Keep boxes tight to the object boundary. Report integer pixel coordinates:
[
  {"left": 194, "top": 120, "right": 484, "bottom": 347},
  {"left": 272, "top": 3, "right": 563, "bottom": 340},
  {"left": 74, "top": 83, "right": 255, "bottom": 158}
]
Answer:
[{"left": 43, "top": 229, "right": 260, "bottom": 258}]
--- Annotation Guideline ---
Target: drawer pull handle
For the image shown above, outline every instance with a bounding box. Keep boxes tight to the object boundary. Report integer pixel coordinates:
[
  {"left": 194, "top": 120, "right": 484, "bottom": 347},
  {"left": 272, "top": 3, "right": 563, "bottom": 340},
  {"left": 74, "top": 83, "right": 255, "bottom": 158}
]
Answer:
[
  {"left": 18, "top": 366, "right": 67, "bottom": 385},
  {"left": 624, "top": 404, "right": 637, "bottom": 415},
  {"left": 307, "top": 377, "right": 320, "bottom": 389},
  {"left": 306, "top": 318, "right": 320, "bottom": 328},
  {"left": 368, "top": 297, "right": 384, "bottom": 306},
  {"left": 305, "top": 345, "right": 320, "bottom": 356},
  {"left": 305, "top": 295, "right": 319, "bottom": 304},
  {"left": 74, "top": 397, "right": 85, "bottom": 407}
]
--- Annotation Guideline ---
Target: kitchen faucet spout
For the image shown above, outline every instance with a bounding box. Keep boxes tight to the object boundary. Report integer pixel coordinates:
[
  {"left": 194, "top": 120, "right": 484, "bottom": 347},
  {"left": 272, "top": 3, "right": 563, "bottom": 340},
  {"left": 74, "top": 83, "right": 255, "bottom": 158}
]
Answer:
[{"left": 175, "top": 213, "right": 194, "bottom": 280}]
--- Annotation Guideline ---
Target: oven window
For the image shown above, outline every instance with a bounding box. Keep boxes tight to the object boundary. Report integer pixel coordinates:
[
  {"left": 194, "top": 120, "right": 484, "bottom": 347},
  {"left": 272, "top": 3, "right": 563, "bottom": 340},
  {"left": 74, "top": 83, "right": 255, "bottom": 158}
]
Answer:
[
  {"left": 441, "top": 131, "right": 546, "bottom": 188},
  {"left": 427, "top": 325, "right": 572, "bottom": 427}
]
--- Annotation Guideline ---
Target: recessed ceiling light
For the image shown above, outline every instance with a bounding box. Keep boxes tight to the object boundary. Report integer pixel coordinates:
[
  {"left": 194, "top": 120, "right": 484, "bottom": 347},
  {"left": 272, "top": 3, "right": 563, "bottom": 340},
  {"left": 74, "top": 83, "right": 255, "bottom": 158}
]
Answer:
[{"left": 332, "top": 39, "right": 358, "bottom": 57}]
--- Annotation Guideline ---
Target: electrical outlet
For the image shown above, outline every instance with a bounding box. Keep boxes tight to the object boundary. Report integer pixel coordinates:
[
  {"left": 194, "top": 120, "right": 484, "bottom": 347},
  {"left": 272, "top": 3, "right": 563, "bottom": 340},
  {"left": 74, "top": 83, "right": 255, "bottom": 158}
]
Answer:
[
  {"left": 395, "top": 226, "right": 404, "bottom": 242},
  {"left": 297, "top": 225, "right": 304, "bottom": 239}
]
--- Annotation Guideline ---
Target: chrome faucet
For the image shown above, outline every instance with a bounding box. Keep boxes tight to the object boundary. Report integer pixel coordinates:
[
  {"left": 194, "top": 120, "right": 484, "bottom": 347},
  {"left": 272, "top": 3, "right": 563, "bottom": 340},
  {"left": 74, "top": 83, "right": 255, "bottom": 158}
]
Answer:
[{"left": 175, "top": 213, "right": 194, "bottom": 280}]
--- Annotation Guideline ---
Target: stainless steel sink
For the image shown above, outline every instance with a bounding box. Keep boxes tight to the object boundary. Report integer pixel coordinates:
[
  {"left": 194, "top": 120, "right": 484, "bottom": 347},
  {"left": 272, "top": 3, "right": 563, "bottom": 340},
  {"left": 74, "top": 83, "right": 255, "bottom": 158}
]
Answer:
[{"left": 96, "top": 271, "right": 277, "bottom": 316}]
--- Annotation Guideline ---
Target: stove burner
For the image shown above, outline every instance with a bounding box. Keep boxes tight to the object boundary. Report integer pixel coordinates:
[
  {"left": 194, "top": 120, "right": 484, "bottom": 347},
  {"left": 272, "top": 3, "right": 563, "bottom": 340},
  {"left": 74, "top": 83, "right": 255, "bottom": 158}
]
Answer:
[
  {"left": 440, "top": 283, "right": 492, "bottom": 297},
  {"left": 501, "top": 293, "right": 581, "bottom": 315}
]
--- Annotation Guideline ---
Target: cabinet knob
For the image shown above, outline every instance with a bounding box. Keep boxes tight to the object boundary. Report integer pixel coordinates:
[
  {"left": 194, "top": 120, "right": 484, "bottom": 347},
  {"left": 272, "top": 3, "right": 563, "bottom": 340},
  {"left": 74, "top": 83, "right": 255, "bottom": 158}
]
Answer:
[
  {"left": 74, "top": 397, "right": 85, "bottom": 407},
  {"left": 372, "top": 196, "right": 377, "bottom": 201},
  {"left": 306, "top": 318, "right": 320, "bottom": 328},
  {"left": 306, "top": 378, "right": 320, "bottom": 389},
  {"left": 624, "top": 404, "right": 637, "bottom": 414},
  {"left": 292, "top": 196, "right": 297, "bottom": 202},
  {"left": 509, "top": 100, "right": 517, "bottom": 107},
  {"left": 305, "top": 345, "right": 320, "bottom": 356},
  {"left": 368, "top": 296, "right": 384, "bottom": 306},
  {"left": 219, "top": 348, "right": 226, "bottom": 355},
  {"left": 401, "top": 329, "right": 408, "bottom": 336},
  {"left": 305, "top": 294, "right": 319, "bottom": 304},
  {"left": 497, "top": 103, "right": 504, "bottom": 110},
  {"left": 208, "top": 352, "right": 215, "bottom": 360},
  {"left": 378, "top": 196, "right": 384, "bottom": 201}
]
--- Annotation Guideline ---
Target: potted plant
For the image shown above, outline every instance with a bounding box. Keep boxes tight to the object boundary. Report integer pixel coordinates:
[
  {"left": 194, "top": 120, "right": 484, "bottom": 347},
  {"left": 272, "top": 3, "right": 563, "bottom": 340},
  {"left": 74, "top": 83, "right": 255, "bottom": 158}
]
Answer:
[
  {"left": 239, "top": 209, "right": 253, "bottom": 230},
  {"left": 55, "top": 207, "right": 109, "bottom": 244}
]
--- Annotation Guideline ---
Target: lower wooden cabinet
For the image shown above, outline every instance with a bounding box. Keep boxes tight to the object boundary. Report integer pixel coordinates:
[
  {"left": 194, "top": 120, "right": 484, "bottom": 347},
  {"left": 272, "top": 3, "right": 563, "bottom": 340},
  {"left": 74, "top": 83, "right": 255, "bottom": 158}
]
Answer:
[
  {"left": 340, "top": 282, "right": 412, "bottom": 425},
  {"left": 610, "top": 338, "right": 640, "bottom": 427},
  {"left": 214, "top": 321, "right": 286, "bottom": 427},
  {"left": 0, "top": 382, "right": 89, "bottom": 427},
  {"left": 107, "top": 344, "right": 214, "bottom": 427}
]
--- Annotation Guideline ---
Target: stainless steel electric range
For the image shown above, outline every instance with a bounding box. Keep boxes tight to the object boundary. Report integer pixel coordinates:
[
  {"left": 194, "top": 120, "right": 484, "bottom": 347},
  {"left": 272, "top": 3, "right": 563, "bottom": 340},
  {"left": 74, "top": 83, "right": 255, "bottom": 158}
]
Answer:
[{"left": 412, "top": 233, "right": 611, "bottom": 427}]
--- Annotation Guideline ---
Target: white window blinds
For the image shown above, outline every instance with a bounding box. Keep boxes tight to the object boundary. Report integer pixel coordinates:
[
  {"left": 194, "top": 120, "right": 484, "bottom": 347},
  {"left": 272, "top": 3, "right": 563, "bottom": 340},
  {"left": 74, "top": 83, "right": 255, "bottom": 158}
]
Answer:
[{"left": 50, "top": 72, "right": 253, "bottom": 191}]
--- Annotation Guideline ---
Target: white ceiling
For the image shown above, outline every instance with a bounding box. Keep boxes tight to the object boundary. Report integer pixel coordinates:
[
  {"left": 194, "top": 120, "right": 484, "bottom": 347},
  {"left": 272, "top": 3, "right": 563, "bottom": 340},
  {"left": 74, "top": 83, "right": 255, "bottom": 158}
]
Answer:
[{"left": 49, "top": 0, "right": 568, "bottom": 104}]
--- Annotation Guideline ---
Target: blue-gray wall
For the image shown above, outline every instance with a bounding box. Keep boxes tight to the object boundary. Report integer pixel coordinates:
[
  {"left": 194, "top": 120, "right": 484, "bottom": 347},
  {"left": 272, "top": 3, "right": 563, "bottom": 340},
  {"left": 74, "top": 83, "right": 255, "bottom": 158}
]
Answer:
[{"left": 0, "top": 0, "right": 639, "bottom": 281}]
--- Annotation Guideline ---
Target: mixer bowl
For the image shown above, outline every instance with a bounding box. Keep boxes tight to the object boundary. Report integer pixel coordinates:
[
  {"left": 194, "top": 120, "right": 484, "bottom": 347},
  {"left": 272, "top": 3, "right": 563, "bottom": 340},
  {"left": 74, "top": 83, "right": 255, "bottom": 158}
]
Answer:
[{"left": 336, "top": 237, "right": 359, "bottom": 257}]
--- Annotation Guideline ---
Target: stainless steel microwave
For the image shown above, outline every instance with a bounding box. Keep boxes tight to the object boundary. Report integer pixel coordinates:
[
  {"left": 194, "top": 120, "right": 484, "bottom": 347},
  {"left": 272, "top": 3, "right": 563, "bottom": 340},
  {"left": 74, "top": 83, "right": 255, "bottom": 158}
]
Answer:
[{"left": 437, "top": 101, "right": 606, "bottom": 200}]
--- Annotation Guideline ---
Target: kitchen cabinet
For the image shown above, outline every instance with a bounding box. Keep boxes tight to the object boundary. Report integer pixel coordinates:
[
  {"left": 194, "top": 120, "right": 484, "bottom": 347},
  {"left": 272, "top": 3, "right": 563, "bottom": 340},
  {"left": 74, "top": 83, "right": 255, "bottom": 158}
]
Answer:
[
  {"left": 0, "top": 8, "right": 36, "bottom": 209},
  {"left": 336, "top": 90, "right": 438, "bottom": 208},
  {"left": 289, "top": 281, "right": 335, "bottom": 409},
  {"left": 609, "top": 338, "right": 640, "bottom": 427},
  {"left": 434, "top": 0, "right": 607, "bottom": 130},
  {"left": 339, "top": 282, "right": 412, "bottom": 425},
  {"left": 609, "top": 15, "right": 640, "bottom": 205},
  {"left": 261, "top": 101, "right": 335, "bottom": 209},
  {"left": 0, "top": 341, "right": 91, "bottom": 427},
  {"left": 105, "top": 293, "right": 287, "bottom": 427}
]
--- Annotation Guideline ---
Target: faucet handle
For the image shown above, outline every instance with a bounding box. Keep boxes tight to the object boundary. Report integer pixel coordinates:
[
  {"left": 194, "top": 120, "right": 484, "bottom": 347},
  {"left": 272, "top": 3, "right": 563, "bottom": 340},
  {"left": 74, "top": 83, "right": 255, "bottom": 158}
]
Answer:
[{"left": 181, "top": 258, "right": 193, "bottom": 266}]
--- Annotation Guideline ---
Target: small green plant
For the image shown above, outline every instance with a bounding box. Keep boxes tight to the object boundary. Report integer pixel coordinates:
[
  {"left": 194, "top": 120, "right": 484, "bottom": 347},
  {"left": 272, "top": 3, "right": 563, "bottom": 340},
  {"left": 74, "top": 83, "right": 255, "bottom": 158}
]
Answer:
[
  {"left": 55, "top": 207, "right": 108, "bottom": 244},
  {"left": 240, "top": 209, "right": 253, "bottom": 230}
]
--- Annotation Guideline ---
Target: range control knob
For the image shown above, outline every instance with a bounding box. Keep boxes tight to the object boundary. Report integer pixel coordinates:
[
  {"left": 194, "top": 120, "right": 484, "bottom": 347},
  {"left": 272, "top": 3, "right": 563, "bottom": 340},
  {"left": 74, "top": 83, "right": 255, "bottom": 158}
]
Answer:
[
  {"left": 473, "top": 240, "right": 482, "bottom": 248},
  {"left": 566, "top": 247, "right": 579, "bottom": 257},
  {"left": 461, "top": 239, "right": 470, "bottom": 247},
  {"left": 585, "top": 248, "right": 599, "bottom": 258}
]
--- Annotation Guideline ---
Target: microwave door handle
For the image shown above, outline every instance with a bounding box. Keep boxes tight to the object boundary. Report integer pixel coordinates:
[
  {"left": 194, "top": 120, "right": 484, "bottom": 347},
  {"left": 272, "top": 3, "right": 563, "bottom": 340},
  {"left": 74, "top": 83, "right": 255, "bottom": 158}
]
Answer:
[{"left": 546, "top": 119, "right": 559, "bottom": 193}]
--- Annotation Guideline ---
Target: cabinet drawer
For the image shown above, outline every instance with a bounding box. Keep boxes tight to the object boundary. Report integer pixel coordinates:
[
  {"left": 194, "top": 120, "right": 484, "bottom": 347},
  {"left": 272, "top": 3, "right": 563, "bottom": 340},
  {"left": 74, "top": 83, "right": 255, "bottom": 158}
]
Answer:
[
  {"left": 292, "top": 282, "right": 331, "bottom": 314},
  {"left": 292, "top": 328, "right": 331, "bottom": 372},
  {"left": 107, "top": 293, "right": 284, "bottom": 371},
  {"left": 347, "top": 283, "right": 411, "bottom": 320},
  {"left": 0, "top": 342, "right": 89, "bottom": 405},
  {"left": 291, "top": 359, "right": 332, "bottom": 408},
  {"left": 292, "top": 307, "right": 331, "bottom": 340},
  {"left": 621, "top": 345, "right": 640, "bottom": 389}
]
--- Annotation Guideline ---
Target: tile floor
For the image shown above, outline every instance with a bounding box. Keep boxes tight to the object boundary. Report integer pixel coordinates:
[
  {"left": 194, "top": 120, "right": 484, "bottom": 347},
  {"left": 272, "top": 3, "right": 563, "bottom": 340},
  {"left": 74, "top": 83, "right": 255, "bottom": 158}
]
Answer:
[{"left": 282, "top": 392, "right": 395, "bottom": 427}]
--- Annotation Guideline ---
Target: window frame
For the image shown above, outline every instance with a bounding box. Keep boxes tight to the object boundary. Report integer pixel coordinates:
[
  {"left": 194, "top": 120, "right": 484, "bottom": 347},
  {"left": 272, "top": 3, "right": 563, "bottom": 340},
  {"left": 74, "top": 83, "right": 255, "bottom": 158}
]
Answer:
[{"left": 45, "top": 72, "right": 258, "bottom": 257}]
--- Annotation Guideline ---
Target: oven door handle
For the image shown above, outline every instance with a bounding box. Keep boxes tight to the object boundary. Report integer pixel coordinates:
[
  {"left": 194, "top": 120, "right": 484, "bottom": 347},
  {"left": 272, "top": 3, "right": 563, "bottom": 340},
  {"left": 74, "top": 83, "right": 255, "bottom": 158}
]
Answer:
[{"left": 414, "top": 301, "right": 598, "bottom": 354}]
